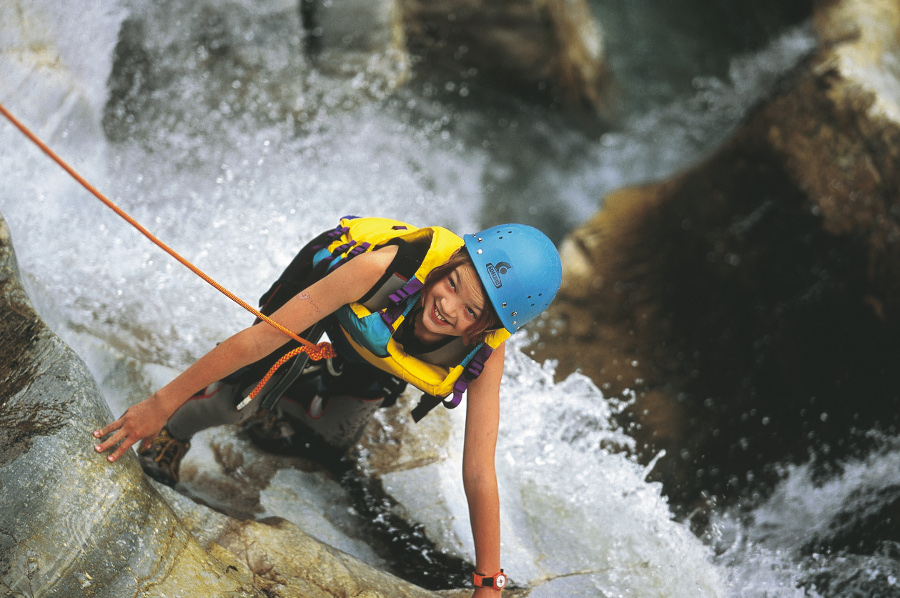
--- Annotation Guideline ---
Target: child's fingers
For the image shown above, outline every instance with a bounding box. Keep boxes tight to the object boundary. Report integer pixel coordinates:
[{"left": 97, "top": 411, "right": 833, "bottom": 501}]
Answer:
[
  {"left": 106, "top": 437, "right": 135, "bottom": 463},
  {"left": 93, "top": 418, "right": 123, "bottom": 439},
  {"left": 93, "top": 427, "right": 127, "bottom": 455},
  {"left": 91, "top": 401, "right": 161, "bottom": 461}
]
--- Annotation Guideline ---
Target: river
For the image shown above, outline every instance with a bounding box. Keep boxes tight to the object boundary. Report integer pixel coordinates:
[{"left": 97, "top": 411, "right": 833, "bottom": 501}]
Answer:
[{"left": 4, "top": 0, "right": 892, "bottom": 596}]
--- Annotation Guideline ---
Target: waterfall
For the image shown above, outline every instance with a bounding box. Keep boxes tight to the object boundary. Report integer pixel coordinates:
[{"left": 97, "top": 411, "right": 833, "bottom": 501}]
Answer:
[{"left": 1, "top": 1, "right": 846, "bottom": 596}]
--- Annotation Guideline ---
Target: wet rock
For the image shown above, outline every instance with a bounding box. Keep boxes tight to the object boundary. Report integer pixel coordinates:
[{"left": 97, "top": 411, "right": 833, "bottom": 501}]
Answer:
[
  {"left": 307, "top": 0, "right": 405, "bottom": 56},
  {"left": 533, "top": 0, "right": 900, "bottom": 506},
  {"left": 802, "top": 483, "right": 900, "bottom": 557},
  {"left": 799, "top": 552, "right": 900, "bottom": 598},
  {"left": 400, "top": 0, "right": 611, "bottom": 118},
  {"left": 0, "top": 0, "right": 121, "bottom": 147},
  {"left": 157, "top": 481, "right": 445, "bottom": 598},
  {"left": 0, "top": 215, "right": 262, "bottom": 597},
  {"left": 0, "top": 211, "right": 446, "bottom": 597},
  {"left": 103, "top": 0, "right": 409, "bottom": 144},
  {"left": 796, "top": 479, "right": 900, "bottom": 597}
]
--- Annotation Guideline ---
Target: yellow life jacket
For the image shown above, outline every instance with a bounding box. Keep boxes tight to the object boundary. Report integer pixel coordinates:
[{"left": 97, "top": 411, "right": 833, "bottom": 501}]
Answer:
[{"left": 318, "top": 216, "right": 510, "bottom": 418}]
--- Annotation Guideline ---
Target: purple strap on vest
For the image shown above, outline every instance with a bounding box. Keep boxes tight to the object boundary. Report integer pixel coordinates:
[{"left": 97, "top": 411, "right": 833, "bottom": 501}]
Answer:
[
  {"left": 321, "top": 239, "right": 371, "bottom": 274},
  {"left": 328, "top": 225, "right": 350, "bottom": 241},
  {"left": 347, "top": 241, "right": 371, "bottom": 258},
  {"left": 410, "top": 343, "right": 494, "bottom": 422},
  {"left": 307, "top": 224, "right": 350, "bottom": 257},
  {"left": 308, "top": 224, "right": 364, "bottom": 280},
  {"left": 389, "top": 278, "right": 423, "bottom": 304},
  {"left": 381, "top": 278, "right": 424, "bottom": 329},
  {"left": 330, "top": 240, "right": 356, "bottom": 256},
  {"left": 444, "top": 343, "right": 493, "bottom": 409}
]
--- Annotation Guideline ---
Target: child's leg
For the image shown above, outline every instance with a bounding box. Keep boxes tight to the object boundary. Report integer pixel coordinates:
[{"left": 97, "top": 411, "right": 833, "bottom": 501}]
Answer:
[
  {"left": 244, "top": 357, "right": 403, "bottom": 456},
  {"left": 165, "top": 381, "right": 252, "bottom": 441},
  {"left": 139, "top": 380, "right": 262, "bottom": 486},
  {"left": 279, "top": 392, "right": 385, "bottom": 452}
]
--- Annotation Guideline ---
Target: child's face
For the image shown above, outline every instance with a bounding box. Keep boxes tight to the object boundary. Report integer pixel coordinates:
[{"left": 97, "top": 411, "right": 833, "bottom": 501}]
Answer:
[{"left": 420, "top": 262, "right": 486, "bottom": 338}]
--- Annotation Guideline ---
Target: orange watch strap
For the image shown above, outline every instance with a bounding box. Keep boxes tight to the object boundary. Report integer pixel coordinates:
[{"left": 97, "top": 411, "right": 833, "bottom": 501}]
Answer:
[{"left": 473, "top": 569, "right": 507, "bottom": 590}]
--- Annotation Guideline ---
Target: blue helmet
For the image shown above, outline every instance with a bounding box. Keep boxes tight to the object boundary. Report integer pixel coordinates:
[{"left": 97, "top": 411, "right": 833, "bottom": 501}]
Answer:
[{"left": 464, "top": 224, "right": 562, "bottom": 333}]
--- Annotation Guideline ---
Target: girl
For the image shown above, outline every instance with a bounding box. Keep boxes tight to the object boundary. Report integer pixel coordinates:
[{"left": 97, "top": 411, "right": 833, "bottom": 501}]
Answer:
[{"left": 94, "top": 216, "right": 562, "bottom": 595}]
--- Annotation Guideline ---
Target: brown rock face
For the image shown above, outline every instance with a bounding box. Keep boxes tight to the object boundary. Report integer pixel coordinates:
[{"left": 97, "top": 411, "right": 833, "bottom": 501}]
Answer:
[
  {"left": 535, "top": 0, "right": 900, "bottom": 506},
  {"left": 400, "top": 0, "right": 611, "bottom": 117}
]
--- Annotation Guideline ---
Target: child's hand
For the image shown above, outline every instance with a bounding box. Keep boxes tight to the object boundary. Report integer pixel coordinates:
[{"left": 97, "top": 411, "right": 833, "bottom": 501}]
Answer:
[{"left": 92, "top": 396, "right": 168, "bottom": 462}]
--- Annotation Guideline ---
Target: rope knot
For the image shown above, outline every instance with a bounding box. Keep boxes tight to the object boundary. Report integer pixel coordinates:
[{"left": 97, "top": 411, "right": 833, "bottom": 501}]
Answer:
[
  {"left": 247, "top": 342, "right": 337, "bottom": 401},
  {"left": 305, "top": 341, "right": 338, "bottom": 361}
]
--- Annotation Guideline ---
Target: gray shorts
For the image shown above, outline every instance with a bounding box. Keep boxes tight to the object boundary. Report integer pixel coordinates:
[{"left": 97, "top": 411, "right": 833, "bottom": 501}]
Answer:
[{"left": 165, "top": 356, "right": 397, "bottom": 454}]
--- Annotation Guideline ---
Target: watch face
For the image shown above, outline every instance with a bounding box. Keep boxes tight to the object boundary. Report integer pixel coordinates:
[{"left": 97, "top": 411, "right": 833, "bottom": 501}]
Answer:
[{"left": 495, "top": 573, "right": 507, "bottom": 589}]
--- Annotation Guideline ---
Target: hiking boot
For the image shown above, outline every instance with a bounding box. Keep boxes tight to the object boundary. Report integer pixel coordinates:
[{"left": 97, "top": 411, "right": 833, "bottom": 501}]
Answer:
[
  {"left": 241, "top": 408, "right": 300, "bottom": 456},
  {"left": 137, "top": 428, "right": 190, "bottom": 487}
]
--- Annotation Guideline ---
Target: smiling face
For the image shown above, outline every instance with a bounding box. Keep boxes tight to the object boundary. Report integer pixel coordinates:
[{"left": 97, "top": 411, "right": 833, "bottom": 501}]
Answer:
[{"left": 416, "top": 262, "right": 488, "bottom": 343}]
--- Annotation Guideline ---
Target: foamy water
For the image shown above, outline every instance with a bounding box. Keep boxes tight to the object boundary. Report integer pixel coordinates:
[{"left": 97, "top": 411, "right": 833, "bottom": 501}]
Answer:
[{"left": 0, "top": 1, "right": 846, "bottom": 596}]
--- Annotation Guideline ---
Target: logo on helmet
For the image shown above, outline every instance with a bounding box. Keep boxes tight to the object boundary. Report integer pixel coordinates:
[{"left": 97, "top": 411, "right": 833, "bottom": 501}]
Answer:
[{"left": 485, "top": 262, "right": 511, "bottom": 288}]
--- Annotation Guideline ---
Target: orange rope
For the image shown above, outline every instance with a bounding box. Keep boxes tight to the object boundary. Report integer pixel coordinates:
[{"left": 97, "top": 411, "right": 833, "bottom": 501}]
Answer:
[
  {"left": 0, "top": 101, "right": 321, "bottom": 355},
  {"left": 246, "top": 342, "right": 336, "bottom": 402}
]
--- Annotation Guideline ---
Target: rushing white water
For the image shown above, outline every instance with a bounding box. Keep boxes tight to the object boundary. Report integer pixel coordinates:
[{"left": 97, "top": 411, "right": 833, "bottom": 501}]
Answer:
[
  {"left": 708, "top": 434, "right": 900, "bottom": 598},
  {"left": 0, "top": 1, "right": 848, "bottom": 596}
]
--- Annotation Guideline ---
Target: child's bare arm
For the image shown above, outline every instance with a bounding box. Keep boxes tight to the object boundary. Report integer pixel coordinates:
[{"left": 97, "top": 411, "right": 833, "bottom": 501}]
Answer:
[{"left": 93, "top": 245, "right": 398, "bottom": 461}]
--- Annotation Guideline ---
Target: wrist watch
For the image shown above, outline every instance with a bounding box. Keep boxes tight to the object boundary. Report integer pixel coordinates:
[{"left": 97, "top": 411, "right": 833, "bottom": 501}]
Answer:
[{"left": 473, "top": 569, "right": 507, "bottom": 590}]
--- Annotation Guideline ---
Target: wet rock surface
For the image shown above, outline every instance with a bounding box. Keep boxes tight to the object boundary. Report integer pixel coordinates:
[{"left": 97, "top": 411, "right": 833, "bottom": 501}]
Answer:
[
  {"left": 103, "top": 0, "right": 410, "bottom": 145},
  {"left": 803, "top": 483, "right": 900, "bottom": 556},
  {"left": 0, "top": 215, "right": 261, "bottom": 597},
  {"left": 400, "top": 0, "right": 611, "bottom": 118},
  {"left": 0, "top": 212, "right": 447, "bottom": 597},
  {"left": 534, "top": 0, "right": 900, "bottom": 507},
  {"left": 797, "top": 480, "right": 900, "bottom": 596}
]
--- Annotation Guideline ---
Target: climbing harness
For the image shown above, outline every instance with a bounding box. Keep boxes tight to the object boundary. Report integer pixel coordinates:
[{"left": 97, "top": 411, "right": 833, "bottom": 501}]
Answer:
[
  {"left": 0, "top": 102, "right": 335, "bottom": 393},
  {"left": 238, "top": 321, "right": 328, "bottom": 410}
]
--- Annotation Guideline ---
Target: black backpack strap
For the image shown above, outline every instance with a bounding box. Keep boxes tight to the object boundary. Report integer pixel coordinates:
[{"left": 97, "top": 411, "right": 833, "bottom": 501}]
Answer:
[
  {"left": 411, "top": 393, "right": 444, "bottom": 423},
  {"left": 377, "top": 374, "right": 408, "bottom": 409},
  {"left": 357, "top": 238, "right": 424, "bottom": 306},
  {"left": 257, "top": 227, "right": 342, "bottom": 317},
  {"left": 408, "top": 344, "right": 495, "bottom": 423}
]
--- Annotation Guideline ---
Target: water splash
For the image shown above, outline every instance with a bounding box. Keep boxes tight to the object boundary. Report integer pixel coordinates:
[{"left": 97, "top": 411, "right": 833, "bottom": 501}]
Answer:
[
  {"left": 498, "top": 338, "right": 724, "bottom": 596},
  {"left": 709, "top": 434, "right": 900, "bottom": 597},
  {"left": 0, "top": 0, "right": 832, "bottom": 596},
  {"left": 355, "top": 335, "right": 723, "bottom": 595}
]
